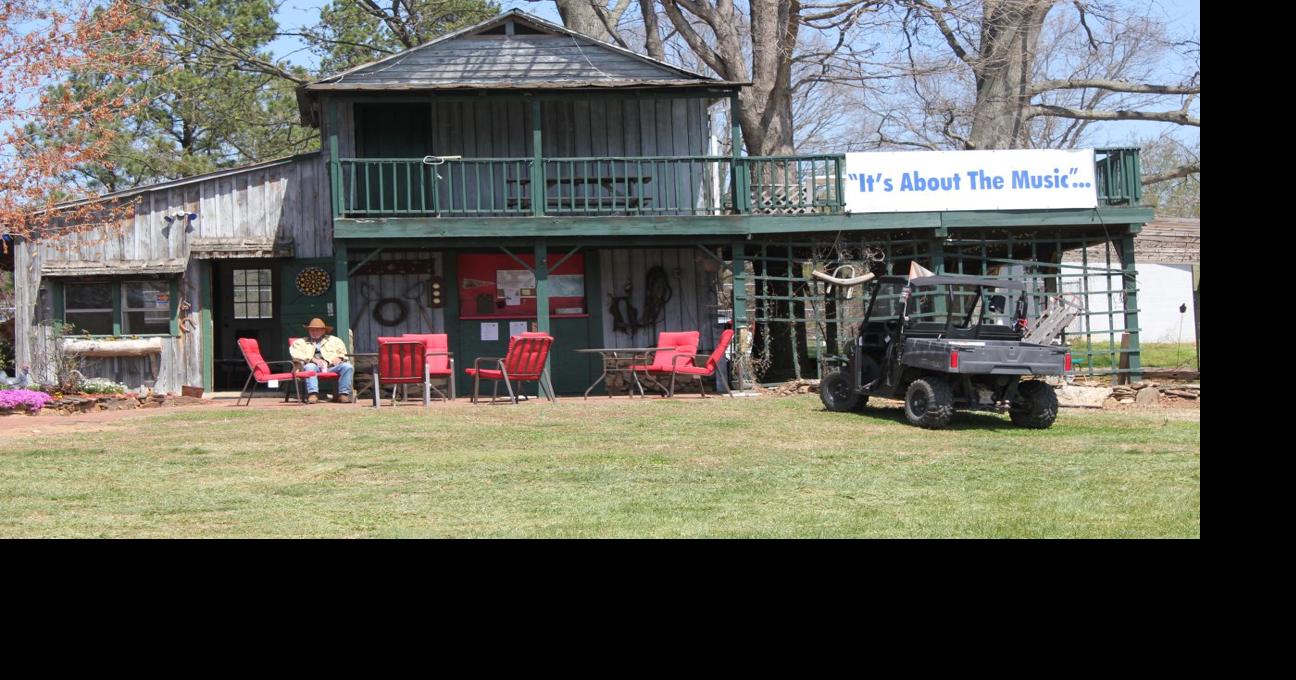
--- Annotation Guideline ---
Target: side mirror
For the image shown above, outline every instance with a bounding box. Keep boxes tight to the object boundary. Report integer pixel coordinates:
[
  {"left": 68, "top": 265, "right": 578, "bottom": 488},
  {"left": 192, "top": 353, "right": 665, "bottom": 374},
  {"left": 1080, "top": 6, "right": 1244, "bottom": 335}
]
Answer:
[{"left": 989, "top": 294, "right": 1006, "bottom": 314}]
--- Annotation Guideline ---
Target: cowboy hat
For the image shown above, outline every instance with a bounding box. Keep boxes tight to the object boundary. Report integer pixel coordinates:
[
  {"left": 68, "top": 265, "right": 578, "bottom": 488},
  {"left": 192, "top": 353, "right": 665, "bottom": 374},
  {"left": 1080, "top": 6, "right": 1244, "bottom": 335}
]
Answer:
[{"left": 302, "top": 317, "right": 334, "bottom": 333}]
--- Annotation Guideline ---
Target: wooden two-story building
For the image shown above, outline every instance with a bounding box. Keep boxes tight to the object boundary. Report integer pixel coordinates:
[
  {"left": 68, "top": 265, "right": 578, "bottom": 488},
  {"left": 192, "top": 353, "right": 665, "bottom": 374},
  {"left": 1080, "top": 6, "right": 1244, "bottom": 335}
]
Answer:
[{"left": 10, "top": 10, "right": 1155, "bottom": 395}]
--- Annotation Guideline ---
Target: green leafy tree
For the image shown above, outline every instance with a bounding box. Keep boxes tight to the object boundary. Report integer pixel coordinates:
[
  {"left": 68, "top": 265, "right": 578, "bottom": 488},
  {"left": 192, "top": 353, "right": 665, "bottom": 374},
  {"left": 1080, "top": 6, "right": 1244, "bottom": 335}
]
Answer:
[
  {"left": 301, "top": 0, "right": 502, "bottom": 74},
  {"left": 27, "top": 0, "right": 317, "bottom": 192}
]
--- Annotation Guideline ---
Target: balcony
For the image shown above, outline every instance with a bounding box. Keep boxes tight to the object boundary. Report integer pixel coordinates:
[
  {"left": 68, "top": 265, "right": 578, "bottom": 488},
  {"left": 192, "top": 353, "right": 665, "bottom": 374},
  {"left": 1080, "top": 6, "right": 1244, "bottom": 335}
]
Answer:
[
  {"left": 330, "top": 148, "right": 1142, "bottom": 220},
  {"left": 331, "top": 155, "right": 846, "bottom": 218}
]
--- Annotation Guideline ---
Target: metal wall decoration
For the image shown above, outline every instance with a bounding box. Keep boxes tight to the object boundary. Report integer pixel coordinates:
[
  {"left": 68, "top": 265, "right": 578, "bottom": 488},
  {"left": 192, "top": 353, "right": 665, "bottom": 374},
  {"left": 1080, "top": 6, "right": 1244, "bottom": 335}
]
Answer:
[{"left": 295, "top": 266, "right": 332, "bottom": 296}]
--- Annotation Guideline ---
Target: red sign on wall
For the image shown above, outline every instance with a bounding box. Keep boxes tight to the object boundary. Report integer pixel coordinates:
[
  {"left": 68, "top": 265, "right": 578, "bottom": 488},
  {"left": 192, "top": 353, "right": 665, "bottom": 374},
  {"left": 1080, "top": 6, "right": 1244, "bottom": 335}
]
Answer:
[{"left": 457, "top": 253, "right": 587, "bottom": 320}]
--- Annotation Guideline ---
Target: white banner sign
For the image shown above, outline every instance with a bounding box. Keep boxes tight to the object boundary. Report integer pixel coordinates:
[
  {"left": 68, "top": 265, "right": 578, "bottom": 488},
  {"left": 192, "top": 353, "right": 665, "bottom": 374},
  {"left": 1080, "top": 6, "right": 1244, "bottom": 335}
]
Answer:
[{"left": 844, "top": 149, "right": 1098, "bottom": 213}]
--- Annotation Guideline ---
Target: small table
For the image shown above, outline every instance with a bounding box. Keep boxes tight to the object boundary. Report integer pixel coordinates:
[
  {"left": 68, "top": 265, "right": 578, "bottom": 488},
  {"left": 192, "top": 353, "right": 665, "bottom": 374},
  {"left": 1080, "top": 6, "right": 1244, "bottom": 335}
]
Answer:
[{"left": 574, "top": 347, "right": 665, "bottom": 399}]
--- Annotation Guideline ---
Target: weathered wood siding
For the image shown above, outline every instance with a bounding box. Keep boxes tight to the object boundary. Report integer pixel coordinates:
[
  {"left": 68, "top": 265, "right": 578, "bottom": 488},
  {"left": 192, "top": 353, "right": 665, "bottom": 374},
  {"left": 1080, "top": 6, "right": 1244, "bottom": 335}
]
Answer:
[
  {"left": 334, "top": 97, "right": 713, "bottom": 216},
  {"left": 348, "top": 250, "right": 446, "bottom": 352},
  {"left": 15, "top": 154, "right": 333, "bottom": 393},
  {"left": 598, "top": 248, "right": 721, "bottom": 350}
]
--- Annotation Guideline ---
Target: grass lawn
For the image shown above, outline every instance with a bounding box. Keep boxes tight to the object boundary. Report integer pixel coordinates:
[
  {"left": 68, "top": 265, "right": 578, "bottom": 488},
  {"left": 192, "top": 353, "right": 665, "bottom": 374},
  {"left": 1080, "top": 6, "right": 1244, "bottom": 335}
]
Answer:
[
  {"left": 1070, "top": 341, "right": 1198, "bottom": 370},
  {"left": 0, "top": 396, "right": 1200, "bottom": 538}
]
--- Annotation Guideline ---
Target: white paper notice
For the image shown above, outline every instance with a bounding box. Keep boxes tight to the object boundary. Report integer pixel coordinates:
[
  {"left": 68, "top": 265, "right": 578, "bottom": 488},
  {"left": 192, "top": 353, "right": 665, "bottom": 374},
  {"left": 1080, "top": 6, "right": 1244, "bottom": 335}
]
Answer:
[
  {"left": 267, "top": 380, "right": 279, "bottom": 388},
  {"left": 509, "top": 321, "right": 529, "bottom": 338},
  {"left": 503, "top": 288, "right": 521, "bottom": 306},
  {"left": 481, "top": 322, "right": 499, "bottom": 341}
]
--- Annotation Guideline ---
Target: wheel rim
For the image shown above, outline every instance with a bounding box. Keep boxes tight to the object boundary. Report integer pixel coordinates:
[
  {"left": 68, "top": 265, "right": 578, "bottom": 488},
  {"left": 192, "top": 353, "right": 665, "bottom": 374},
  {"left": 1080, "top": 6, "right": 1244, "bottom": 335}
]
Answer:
[
  {"left": 911, "top": 391, "right": 928, "bottom": 416},
  {"left": 829, "top": 377, "right": 851, "bottom": 403}
]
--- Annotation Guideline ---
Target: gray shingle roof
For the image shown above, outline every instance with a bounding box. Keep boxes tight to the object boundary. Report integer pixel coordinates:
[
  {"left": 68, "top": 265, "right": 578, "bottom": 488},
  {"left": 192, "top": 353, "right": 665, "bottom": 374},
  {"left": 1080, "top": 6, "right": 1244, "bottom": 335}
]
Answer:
[{"left": 303, "top": 10, "right": 742, "bottom": 91}]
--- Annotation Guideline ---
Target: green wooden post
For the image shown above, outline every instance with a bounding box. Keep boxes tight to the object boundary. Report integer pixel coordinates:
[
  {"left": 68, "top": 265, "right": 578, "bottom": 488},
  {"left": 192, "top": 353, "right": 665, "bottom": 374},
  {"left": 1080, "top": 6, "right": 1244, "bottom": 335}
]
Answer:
[
  {"left": 534, "top": 238, "right": 552, "bottom": 398},
  {"left": 327, "top": 97, "right": 342, "bottom": 217},
  {"left": 731, "top": 241, "right": 748, "bottom": 390},
  {"left": 535, "top": 238, "right": 550, "bottom": 336},
  {"left": 199, "top": 260, "right": 214, "bottom": 392},
  {"left": 1120, "top": 229, "right": 1142, "bottom": 382},
  {"left": 111, "top": 282, "right": 122, "bottom": 336},
  {"left": 334, "top": 241, "right": 351, "bottom": 350},
  {"left": 531, "top": 99, "right": 544, "bottom": 217},
  {"left": 931, "top": 227, "right": 947, "bottom": 316},
  {"left": 51, "top": 279, "right": 65, "bottom": 326}
]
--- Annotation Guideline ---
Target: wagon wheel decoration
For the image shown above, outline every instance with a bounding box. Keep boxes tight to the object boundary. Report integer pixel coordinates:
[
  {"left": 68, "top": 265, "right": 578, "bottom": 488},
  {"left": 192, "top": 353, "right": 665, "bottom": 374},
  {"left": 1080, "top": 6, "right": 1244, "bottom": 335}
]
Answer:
[{"left": 295, "top": 267, "right": 331, "bottom": 296}]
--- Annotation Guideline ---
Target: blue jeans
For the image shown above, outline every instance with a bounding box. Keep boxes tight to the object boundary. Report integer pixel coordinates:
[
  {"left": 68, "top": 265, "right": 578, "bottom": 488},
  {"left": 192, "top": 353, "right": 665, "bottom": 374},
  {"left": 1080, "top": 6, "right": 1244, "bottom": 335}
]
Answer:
[{"left": 299, "top": 361, "right": 353, "bottom": 395}]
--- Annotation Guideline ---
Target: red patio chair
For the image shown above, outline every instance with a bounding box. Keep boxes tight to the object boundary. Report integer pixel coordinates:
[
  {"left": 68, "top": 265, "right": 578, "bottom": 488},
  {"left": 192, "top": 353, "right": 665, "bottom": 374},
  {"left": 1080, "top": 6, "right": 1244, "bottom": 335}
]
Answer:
[
  {"left": 375, "top": 336, "right": 431, "bottom": 407},
  {"left": 635, "top": 329, "right": 735, "bottom": 398},
  {"left": 630, "top": 330, "right": 700, "bottom": 396},
  {"left": 401, "top": 333, "right": 455, "bottom": 401},
  {"left": 287, "top": 337, "right": 341, "bottom": 402},
  {"left": 464, "top": 332, "right": 555, "bottom": 404},
  {"left": 236, "top": 337, "right": 304, "bottom": 406}
]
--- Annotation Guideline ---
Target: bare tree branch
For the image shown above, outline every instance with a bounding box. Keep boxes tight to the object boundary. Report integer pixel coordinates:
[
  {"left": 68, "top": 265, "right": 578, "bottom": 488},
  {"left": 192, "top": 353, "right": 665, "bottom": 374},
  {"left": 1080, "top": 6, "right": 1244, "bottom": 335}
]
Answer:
[
  {"left": 1142, "top": 162, "right": 1200, "bottom": 185},
  {"left": 1026, "top": 104, "right": 1199, "bottom": 126}
]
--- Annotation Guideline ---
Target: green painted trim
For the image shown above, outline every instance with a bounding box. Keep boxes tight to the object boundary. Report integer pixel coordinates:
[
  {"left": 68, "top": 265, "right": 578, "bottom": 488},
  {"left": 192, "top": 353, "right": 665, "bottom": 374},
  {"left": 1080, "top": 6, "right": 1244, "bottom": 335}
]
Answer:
[
  {"left": 334, "top": 241, "right": 351, "bottom": 348},
  {"left": 200, "top": 260, "right": 214, "bottom": 392},
  {"left": 111, "top": 282, "right": 122, "bottom": 336},
  {"left": 168, "top": 278, "right": 180, "bottom": 336},
  {"left": 51, "top": 279, "right": 65, "bottom": 324},
  {"left": 939, "top": 207, "right": 1154, "bottom": 228}
]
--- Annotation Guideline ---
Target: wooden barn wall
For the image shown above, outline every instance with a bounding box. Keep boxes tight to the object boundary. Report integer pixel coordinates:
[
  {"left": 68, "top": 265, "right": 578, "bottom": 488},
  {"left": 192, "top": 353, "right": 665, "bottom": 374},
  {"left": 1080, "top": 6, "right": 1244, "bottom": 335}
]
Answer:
[
  {"left": 34, "top": 154, "right": 333, "bottom": 266},
  {"left": 17, "top": 154, "right": 332, "bottom": 392},
  {"left": 598, "top": 248, "right": 721, "bottom": 350},
  {"left": 348, "top": 250, "right": 445, "bottom": 353}
]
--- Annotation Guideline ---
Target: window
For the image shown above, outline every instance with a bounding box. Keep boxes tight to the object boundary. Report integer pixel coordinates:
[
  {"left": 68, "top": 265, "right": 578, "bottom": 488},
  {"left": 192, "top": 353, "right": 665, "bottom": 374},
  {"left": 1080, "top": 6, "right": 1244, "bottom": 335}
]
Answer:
[
  {"left": 62, "top": 278, "right": 177, "bottom": 336},
  {"left": 64, "top": 282, "right": 113, "bottom": 334},
  {"left": 122, "top": 280, "right": 171, "bottom": 334},
  {"left": 233, "top": 269, "right": 273, "bottom": 319}
]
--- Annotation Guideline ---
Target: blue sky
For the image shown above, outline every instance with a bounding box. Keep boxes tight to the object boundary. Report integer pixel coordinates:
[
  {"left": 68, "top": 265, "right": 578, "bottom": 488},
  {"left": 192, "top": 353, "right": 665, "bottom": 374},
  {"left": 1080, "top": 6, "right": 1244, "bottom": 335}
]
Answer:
[{"left": 264, "top": 0, "right": 1198, "bottom": 148}]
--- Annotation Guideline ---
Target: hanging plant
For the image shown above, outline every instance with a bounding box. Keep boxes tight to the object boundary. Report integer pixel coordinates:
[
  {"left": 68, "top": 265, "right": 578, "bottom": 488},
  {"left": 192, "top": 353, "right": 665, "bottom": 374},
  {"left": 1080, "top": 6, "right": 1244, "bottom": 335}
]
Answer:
[{"left": 295, "top": 267, "right": 331, "bottom": 296}]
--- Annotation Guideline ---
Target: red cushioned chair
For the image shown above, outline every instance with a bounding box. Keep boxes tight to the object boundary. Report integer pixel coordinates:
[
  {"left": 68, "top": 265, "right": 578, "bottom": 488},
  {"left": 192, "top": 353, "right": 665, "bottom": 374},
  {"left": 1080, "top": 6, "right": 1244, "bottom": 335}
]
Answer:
[
  {"left": 635, "top": 329, "right": 735, "bottom": 398},
  {"left": 375, "top": 336, "right": 431, "bottom": 407},
  {"left": 401, "top": 333, "right": 455, "bottom": 401},
  {"left": 464, "top": 332, "right": 555, "bottom": 404},
  {"left": 287, "top": 337, "right": 342, "bottom": 402},
  {"left": 630, "top": 330, "right": 700, "bottom": 396},
  {"left": 237, "top": 337, "right": 304, "bottom": 406}
]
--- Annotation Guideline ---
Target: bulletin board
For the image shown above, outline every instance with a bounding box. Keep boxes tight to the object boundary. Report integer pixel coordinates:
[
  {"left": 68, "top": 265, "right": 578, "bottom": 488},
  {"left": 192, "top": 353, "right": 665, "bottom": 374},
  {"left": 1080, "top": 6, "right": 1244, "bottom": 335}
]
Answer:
[{"left": 457, "top": 253, "right": 587, "bottom": 320}]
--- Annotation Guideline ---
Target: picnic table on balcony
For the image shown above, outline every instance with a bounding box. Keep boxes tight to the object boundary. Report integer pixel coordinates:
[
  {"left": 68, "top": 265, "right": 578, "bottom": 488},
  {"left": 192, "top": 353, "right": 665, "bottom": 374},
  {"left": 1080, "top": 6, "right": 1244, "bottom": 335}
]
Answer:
[{"left": 506, "top": 174, "right": 653, "bottom": 211}]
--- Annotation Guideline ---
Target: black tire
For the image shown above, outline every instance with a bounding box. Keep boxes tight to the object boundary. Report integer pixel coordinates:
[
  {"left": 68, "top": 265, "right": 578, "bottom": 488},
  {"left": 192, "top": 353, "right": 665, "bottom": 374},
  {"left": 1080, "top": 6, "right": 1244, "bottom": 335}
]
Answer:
[
  {"left": 1010, "top": 380, "right": 1058, "bottom": 429},
  {"left": 904, "top": 377, "right": 954, "bottom": 429},
  {"left": 819, "top": 371, "right": 861, "bottom": 412}
]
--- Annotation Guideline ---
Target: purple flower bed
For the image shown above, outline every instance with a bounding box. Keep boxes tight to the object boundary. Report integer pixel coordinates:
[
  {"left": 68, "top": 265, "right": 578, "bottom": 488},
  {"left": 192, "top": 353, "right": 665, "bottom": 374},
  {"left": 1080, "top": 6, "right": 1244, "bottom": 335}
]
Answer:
[{"left": 0, "top": 389, "right": 54, "bottom": 413}]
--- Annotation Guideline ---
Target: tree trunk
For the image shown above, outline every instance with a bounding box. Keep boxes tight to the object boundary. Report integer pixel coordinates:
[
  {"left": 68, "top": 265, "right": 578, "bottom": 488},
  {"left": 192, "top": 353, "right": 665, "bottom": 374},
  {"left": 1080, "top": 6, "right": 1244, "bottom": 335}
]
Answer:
[
  {"left": 554, "top": 0, "right": 612, "bottom": 42},
  {"left": 967, "top": 0, "right": 1055, "bottom": 149},
  {"left": 741, "top": 0, "right": 799, "bottom": 156}
]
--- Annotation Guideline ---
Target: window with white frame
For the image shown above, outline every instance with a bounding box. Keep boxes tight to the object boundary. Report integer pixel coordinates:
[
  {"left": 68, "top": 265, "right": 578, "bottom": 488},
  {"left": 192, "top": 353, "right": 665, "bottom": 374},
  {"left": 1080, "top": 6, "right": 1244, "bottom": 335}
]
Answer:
[{"left": 233, "top": 269, "right": 273, "bottom": 319}]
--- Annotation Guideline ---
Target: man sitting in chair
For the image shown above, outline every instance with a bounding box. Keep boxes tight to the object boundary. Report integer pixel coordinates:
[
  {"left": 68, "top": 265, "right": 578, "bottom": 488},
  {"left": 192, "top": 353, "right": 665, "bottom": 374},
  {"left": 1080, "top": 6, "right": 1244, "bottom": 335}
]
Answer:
[{"left": 290, "top": 318, "right": 354, "bottom": 404}]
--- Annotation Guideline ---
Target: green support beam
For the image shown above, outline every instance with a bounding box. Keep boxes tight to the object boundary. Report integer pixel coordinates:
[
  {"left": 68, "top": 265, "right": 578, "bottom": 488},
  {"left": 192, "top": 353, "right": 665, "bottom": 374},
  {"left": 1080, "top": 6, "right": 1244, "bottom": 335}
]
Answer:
[
  {"left": 731, "top": 241, "right": 748, "bottom": 391},
  {"left": 168, "top": 278, "right": 180, "bottom": 336},
  {"left": 327, "top": 97, "right": 342, "bottom": 218},
  {"left": 199, "top": 260, "right": 214, "bottom": 393},
  {"left": 531, "top": 99, "right": 544, "bottom": 217},
  {"left": 1120, "top": 229, "right": 1142, "bottom": 382},
  {"left": 334, "top": 241, "right": 351, "bottom": 349},
  {"left": 333, "top": 207, "right": 1153, "bottom": 240},
  {"left": 534, "top": 238, "right": 552, "bottom": 399}
]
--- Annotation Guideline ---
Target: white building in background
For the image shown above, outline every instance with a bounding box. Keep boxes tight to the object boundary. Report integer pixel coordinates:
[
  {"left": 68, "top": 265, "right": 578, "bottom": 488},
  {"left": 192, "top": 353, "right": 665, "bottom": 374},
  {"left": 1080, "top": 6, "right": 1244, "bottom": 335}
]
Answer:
[{"left": 1062, "top": 217, "right": 1199, "bottom": 343}]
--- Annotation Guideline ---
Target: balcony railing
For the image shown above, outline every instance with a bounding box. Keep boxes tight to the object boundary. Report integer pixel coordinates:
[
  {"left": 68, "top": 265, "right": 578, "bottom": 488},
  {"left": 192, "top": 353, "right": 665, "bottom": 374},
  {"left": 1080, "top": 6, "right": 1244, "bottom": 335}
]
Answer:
[
  {"left": 1094, "top": 147, "right": 1142, "bottom": 206},
  {"left": 333, "top": 155, "right": 846, "bottom": 218},
  {"left": 331, "top": 149, "right": 1141, "bottom": 219}
]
